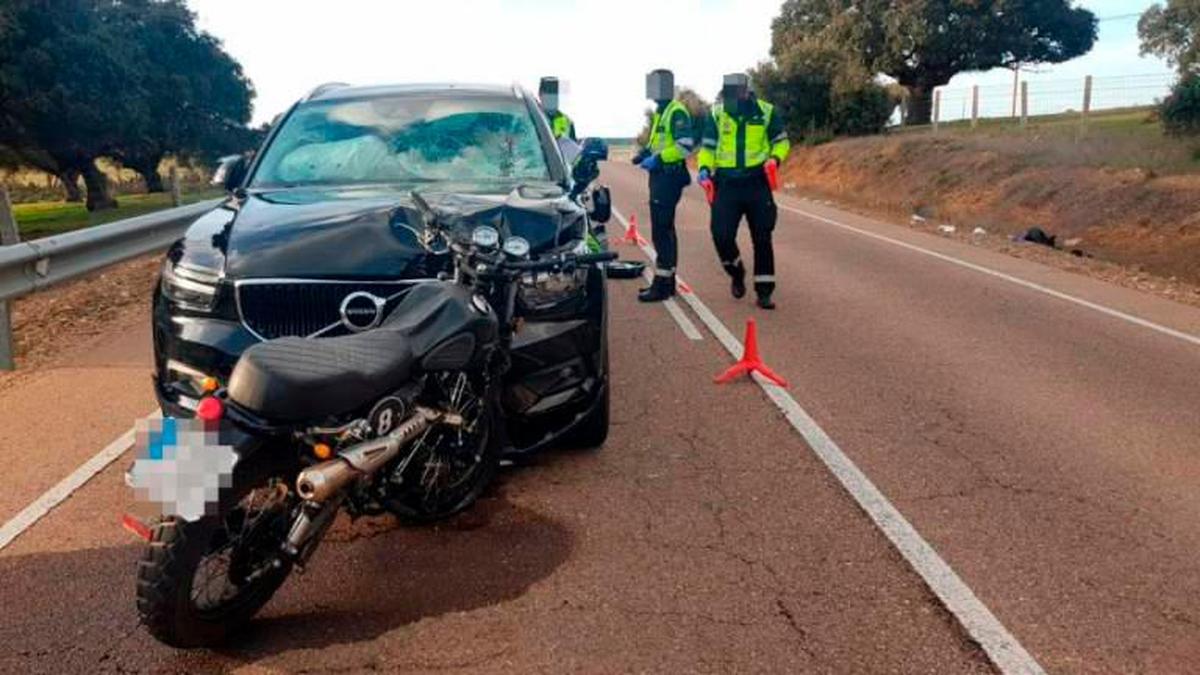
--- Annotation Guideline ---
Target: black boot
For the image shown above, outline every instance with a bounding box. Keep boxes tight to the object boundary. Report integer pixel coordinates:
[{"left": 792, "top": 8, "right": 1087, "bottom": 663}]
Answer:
[
  {"left": 730, "top": 265, "right": 746, "bottom": 299},
  {"left": 638, "top": 275, "right": 676, "bottom": 303},
  {"left": 756, "top": 291, "right": 776, "bottom": 310}
]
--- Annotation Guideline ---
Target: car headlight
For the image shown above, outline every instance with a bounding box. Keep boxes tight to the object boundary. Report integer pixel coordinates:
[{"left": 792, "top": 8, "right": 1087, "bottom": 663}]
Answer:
[
  {"left": 161, "top": 259, "right": 220, "bottom": 311},
  {"left": 518, "top": 239, "right": 589, "bottom": 311}
]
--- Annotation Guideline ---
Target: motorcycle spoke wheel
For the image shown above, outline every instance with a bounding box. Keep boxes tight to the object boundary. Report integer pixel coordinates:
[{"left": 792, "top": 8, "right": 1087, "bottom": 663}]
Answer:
[
  {"left": 189, "top": 484, "right": 290, "bottom": 614},
  {"left": 384, "top": 372, "right": 499, "bottom": 523},
  {"left": 137, "top": 474, "right": 296, "bottom": 648}
]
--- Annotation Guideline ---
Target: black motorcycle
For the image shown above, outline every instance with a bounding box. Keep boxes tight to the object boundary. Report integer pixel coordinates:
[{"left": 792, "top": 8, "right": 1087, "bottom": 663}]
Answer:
[{"left": 131, "top": 191, "right": 616, "bottom": 647}]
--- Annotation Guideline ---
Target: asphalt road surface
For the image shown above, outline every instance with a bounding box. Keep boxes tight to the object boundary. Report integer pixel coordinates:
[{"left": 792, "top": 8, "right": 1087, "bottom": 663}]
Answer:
[{"left": 2, "top": 161, "right": 1199, "bottom": 673}]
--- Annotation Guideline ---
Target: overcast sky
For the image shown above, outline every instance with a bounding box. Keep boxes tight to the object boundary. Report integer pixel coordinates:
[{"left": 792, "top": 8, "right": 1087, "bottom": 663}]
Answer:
[{"left": 191, "top": 0, "right": 1171, "bottom": 135}]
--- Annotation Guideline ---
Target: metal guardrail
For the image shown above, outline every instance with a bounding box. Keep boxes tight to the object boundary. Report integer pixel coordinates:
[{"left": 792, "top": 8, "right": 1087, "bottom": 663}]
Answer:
[{"left": 0, "top": 197, "right": 224, "bottom": 370}]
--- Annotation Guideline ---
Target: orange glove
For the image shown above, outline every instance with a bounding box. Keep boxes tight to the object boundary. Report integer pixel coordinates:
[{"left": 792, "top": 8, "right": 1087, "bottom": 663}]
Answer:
[{"left": 764, "top": 158, "right": 780, "bottom": 192}]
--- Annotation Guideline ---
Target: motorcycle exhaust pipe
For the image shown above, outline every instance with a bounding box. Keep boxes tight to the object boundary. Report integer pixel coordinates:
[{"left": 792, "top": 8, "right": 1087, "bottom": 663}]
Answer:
[{"left": 296, "top": 407, "right": 443, "bottom": 503}]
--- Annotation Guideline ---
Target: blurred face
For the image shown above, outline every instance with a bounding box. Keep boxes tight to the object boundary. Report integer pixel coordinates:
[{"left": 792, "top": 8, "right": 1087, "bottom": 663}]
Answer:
[
  {"left": 722, "top": 85, "right": 749, "bottom": 109},
  {"left": 646, "top": 71, "right": 674, "bottom": 102}
]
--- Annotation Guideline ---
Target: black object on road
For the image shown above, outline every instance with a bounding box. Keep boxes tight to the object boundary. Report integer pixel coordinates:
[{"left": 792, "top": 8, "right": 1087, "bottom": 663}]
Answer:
[{"left": 605, "top": 260, "right": 646, "bottom": 279}]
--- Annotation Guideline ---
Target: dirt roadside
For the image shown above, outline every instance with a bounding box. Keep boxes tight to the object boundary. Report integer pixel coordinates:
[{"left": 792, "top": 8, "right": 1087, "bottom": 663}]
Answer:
[
  {"left": 0, "top": 254, "right": 159, "bottom": 391},
  {"left": 780, "top": 133, "right": 1200, "bottom": 308}
]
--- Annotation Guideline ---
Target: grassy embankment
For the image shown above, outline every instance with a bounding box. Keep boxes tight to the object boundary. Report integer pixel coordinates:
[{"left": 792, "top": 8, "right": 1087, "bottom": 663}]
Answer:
[
  {"left": 782, "top": 106, "right": 1200, "bottom": 284},
  {"left": 10, "top": 190, "right": 225, "bottom": 240}
]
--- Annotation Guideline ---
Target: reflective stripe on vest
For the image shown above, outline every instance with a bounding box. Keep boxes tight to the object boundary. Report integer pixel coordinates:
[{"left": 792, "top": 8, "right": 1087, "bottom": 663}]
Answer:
[
  {"left": 648, "top": 99, "right": 687, "bottom": 157},
  {"left": 712, "top": 99, "right": 774, "bottom": 169}
]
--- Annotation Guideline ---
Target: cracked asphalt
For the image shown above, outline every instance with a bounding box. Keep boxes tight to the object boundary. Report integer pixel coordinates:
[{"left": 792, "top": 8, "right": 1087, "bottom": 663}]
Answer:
[{"left": 1, "top": 161, "right": 1199, "bottom": 673}]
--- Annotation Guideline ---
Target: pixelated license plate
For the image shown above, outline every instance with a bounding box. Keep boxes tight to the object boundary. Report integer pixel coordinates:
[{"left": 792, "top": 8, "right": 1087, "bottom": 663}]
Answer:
[{"left": 126, "top": 416, "right": 238, "bottom": 522}]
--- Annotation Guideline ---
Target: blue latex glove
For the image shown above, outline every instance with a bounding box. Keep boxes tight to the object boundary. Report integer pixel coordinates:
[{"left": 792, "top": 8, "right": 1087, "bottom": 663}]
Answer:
[
  {"left": 639, "top": 154, "right": 661, "bottom": 172},
  {"left": 698, "top": 168, "right": 715, "bottom": 204}
]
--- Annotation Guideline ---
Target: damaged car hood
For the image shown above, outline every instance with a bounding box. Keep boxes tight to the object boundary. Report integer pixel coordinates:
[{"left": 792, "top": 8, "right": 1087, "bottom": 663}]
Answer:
[{"left": 203, "top": 185, "right": 587, "bottom": 280}]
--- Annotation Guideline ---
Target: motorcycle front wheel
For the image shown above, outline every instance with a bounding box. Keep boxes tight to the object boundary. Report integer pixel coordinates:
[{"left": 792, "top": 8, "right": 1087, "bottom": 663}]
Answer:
[
  {"left": 136, "top": 469, "right": 295, "bottom": 647},
  {"left": 384, "top": 371, "right": 500, "bottom": 524}
]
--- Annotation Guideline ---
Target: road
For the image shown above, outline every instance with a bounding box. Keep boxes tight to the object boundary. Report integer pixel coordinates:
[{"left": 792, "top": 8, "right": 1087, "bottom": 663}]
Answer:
[{"left": 1, "top": 161, "right": 1199, "bottom": 673}]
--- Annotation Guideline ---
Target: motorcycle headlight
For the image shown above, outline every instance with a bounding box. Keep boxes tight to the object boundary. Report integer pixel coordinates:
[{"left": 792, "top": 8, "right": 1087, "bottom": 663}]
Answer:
[{"left": 160, "top": 259, "right": 220, "bottom": 311}]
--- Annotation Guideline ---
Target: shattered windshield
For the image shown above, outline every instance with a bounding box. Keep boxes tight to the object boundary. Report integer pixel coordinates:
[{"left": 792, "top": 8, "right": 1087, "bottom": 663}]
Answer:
[{"left": 251, "top": 94, "right": 553, "bottom": 188}]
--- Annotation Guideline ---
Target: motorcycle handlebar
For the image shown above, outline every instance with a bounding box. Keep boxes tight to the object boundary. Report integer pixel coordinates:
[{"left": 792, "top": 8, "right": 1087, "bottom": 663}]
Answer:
[{"left": 503, "top": 250, "right": 618, "bottom": 273}]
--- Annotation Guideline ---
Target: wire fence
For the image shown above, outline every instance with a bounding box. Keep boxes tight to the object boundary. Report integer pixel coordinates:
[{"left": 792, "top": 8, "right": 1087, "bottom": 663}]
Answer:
[{"left": 913, "top": 72, "right": 1175, "bottom": 128}]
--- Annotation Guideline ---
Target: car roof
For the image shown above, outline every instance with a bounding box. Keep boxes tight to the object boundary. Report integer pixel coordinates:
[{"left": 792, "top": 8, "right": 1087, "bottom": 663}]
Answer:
[{"left": 303, "top": 82, "right": 525, "bottom": 103}]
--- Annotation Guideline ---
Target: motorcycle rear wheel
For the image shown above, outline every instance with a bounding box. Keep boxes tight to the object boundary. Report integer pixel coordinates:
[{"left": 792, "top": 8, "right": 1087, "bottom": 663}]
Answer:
[{"left": 136, "top": 471, "right": 294, "bottom": 647}]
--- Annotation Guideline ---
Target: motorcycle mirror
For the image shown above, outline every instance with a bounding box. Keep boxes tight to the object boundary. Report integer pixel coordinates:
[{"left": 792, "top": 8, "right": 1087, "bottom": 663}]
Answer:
[{"left": 409, "top": 190, "right": 449, "bottom": 253}]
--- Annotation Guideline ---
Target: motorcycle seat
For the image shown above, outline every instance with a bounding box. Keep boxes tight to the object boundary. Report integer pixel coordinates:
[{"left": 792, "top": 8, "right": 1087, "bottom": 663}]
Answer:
[{"left": 227, "top": 331, "right": 416, "bottom": 422}]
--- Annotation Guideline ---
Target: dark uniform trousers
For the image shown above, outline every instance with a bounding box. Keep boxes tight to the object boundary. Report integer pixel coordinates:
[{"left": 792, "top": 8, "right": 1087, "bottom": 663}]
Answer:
[
  {"left": 648, "top": 164, "right": 689, "bottom": 274},
  {"left": 711, "top": 173, "right": 777, "bottom": 295}
]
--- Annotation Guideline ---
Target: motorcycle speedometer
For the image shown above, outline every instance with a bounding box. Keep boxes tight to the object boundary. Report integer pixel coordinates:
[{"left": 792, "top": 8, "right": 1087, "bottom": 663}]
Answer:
[
  {"left": 503, "top": 236, "right": 531, "bottom": 259},
  {"left": 472, "top": 226, "right": 500, "bottom": 249}
]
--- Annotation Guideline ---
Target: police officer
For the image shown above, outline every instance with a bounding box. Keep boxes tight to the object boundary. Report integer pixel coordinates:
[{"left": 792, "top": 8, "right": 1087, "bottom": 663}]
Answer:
[
  {"left": 632, "top": 68, "right": 694, "bottom": 303},
  {"left": 697, "top": 74, "right": 791, "bottom": 309},
  {"left": 539, "top": 77, "right": 576, "bottom": 141}
]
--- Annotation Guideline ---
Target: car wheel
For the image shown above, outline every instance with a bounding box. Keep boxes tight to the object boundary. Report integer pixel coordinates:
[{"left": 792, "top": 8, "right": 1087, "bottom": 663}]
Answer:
[{"left": 570, "top": 378, "right": 610, "bottom": 449}]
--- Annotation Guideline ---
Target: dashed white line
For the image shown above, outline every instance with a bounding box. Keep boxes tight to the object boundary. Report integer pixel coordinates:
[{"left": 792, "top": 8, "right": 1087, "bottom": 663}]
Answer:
[
  {"left": 778, "top": 200, "right": 1200, "bottom": 349},
  {"left": 0, "top": 410, "right": 158, "bottom": 552},
  {"left": 613, "top": 205, "right": 1046, "bottom": 675}
]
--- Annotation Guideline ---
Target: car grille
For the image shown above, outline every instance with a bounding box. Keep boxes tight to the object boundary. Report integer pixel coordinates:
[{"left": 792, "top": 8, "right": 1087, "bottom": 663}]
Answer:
[{"left": 236, "top": 280, "right": 421, "bottom": 340}]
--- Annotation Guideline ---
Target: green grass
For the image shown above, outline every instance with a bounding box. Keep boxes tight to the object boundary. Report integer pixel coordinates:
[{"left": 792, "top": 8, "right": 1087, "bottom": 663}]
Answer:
[
  {"left": 11, "top": 189, "right": 225, "bottom": 240},
  {"left": 891, "top": 106, "right": 1200, "bottom": 175},
  {"left": 896, "top": 106, "right": 1156, "bottom": 134}
]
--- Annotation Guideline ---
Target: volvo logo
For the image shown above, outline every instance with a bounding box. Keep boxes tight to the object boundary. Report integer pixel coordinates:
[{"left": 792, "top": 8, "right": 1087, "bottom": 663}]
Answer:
[{"left": 339, "top": 292, "right": 386, "bottom": 332}]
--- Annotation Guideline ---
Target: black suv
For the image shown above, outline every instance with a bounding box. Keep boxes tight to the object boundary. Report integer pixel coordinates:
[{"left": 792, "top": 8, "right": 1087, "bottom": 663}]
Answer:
[{"left": 153, "top": 82, "right": 613, "bottom": 453}]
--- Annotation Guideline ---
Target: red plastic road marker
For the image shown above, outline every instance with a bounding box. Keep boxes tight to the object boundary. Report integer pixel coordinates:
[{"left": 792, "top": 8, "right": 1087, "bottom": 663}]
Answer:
[
  {"left": 121, "top": 513, "right": 152, "bottom": 541},
  {"left": 621, "top": 213, "right": 643, "bottom": 245},
  {"left": 714, "top": 318, "right": 788, "bottom": 387},
  {"left": 678, "top": 279, "right": 694, "bottom": 295},
  {"left": 622, "top": 214, "right": 650, "bottom": 246}
]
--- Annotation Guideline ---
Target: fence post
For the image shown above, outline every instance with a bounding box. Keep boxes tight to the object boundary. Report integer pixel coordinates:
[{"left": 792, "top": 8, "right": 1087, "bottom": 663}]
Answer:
[
  {"left": 0, "top": 185, "right": 19, "bottom": 371},
  {"left": 169, "top": 166, "right": 182, "bottom": 207},
  {"left": 1078, "top": 74, "right": 1093, "bottom": 138},
  {"left": 971, "top": 85, "right": 979, "bottom": 129},
  {"left": 1082, "top": 75, "right": 1093, "bottom": 119},
  {"left": 1011, "top": 66, "right": 1020, "bottom": 118},
  {"left": 933, "top": 89, "right": 941, "bottom": 133},
  {"left": 1020, "top": 81, "right": 1029, "bottom": 128}
]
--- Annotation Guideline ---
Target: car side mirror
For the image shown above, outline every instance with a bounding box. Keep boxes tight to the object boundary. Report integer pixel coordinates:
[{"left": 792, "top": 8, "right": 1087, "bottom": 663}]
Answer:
[
  {"left": 579, "top": 137, "right": 609, "bottom": 163},
  {"left": 213, "top": 156, "right": 248, "bottom": 193},
  {"left": 589, "top": 185, "right": 612, "bottom": 224},
  {"left": 570, "top": 138, "right": 608, "bottom": 197}
]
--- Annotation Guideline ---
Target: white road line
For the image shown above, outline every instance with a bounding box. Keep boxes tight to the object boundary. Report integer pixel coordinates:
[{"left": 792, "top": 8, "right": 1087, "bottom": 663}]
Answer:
[
  {"left": 778, "top": 200, "right": 1200, "bottom": 349},
  {"left": 0, "top": 410, "right": 158, "bottom": 552},
  {"left": 610, "top": 212, "right": 703, "bottom": 341},
  {"left": 612, "top": 205, "right": 1045, "bottom": 675},
  {"left": 636, "top": 269, "right": 703, "bottom": 341}
]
